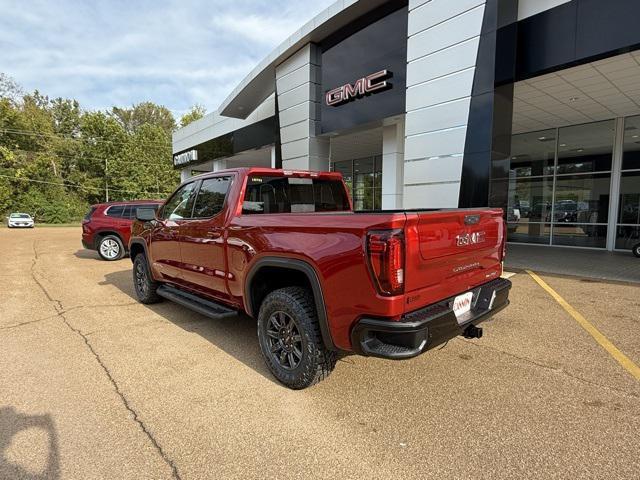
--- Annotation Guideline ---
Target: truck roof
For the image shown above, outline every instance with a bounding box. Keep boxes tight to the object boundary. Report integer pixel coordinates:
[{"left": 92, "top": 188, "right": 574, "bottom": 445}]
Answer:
[{"left": 189, "top": 167, "right": 344, "bottom": 181}]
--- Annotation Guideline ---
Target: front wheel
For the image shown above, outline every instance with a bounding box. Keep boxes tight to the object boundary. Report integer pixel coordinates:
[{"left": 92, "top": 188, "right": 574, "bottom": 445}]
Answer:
[
  {"left": 98, "top": 235, "right": 124, "bottom": 261},
  {"left": 633, "top": 243, "right": 640, "bottom": 258},
  {"left": 133, "top": 254, "right": 161, "bottom": 304},
  {"left": 257, "top": 287, "right": 336, "bottom": 389}
]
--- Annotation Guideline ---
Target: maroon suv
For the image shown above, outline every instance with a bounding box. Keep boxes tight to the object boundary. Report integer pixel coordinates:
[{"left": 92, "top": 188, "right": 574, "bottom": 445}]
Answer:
[{"left": 82, "top": 200, "right": 161, "bottom": 260}]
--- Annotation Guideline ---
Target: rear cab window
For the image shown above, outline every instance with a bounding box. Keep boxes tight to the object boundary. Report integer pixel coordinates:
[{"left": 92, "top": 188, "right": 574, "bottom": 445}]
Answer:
[{"left": 243, "top": 175, "right": 350, "bottom": 214}]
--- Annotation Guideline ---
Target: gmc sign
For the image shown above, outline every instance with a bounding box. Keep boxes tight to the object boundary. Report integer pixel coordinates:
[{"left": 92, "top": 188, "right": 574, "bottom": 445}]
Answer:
[{"left": 325, "top": 70, "right": 392, "bottom": 107}]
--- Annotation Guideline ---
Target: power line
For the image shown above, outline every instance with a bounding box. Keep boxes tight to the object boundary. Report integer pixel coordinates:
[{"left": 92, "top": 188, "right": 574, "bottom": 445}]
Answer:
[
  {"left": 10, "top": 147, "right": 176, "bottom": 169},
  {"left": 0, "top": 127, "right": 173, "bottom": 149},
  {"left": 0, "top": 173, "right": 172, "bottom": 197}
]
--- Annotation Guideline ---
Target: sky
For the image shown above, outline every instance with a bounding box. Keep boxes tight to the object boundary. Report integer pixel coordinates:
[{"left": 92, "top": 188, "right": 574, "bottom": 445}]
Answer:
[{"left": 0, "top": 0, "right": 336, "bottom": 117}]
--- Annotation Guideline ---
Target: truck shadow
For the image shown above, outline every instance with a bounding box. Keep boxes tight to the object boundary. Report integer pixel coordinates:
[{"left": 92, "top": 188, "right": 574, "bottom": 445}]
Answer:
[
  {"left": 0, "top": 406, "right": 61, "bottom": 480},
  {"left": 100, "top": 269, "right": 279, "bottom": 385}
]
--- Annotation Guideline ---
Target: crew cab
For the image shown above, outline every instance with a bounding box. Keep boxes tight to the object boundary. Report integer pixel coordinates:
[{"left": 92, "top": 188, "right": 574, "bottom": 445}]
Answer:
[{"left": 129, "top": 168, "right": 511, "bottom": 389}]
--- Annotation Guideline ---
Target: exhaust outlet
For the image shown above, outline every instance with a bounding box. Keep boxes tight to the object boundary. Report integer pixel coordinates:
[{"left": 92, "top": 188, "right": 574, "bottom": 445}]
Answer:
[{"left": 463, "top": 324, "right": 483, "bottom": 339}]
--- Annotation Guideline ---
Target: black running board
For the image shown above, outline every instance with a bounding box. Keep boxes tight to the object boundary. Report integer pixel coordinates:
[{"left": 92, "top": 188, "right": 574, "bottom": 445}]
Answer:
[{"left": 157, "top": 285, "right": 237, "bottom": 320}]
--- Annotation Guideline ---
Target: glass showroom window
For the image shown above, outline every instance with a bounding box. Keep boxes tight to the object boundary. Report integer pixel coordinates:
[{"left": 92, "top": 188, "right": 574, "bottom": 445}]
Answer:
[
  {"left": 508, "top": 120, "right": 615, "bottom": 248},
  {"left": 507, "top": 129, "right": 555, "bottom": 244},
  {"left": 331, "top": 156, "right": 382, "bottom": 210},
  {"left": 616, "top": 115, "right": 640, "bottom": 250},
  {"left": 553, "top": 120, "right": 614, "bottom": 248}
]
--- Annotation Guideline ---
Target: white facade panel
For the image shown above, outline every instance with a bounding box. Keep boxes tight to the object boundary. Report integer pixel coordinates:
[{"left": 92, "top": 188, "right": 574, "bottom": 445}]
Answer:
[
  {"left": 276, "top": 43, "right": 328, "bottom": 170},
  {"left": 276, "top": 65, "right": 314, "bottom": 95},
  {"left": 404, "top": 155, "right": 463, "bottom": 184},
  {"left": 281, "top": 138, "right": 310, "bottom": 160},
  {"left": 404, "top": 182, "right": 461, "bottom": 209},
  {"left": 279, "top": 102, "right": 319, "bottom": 127},
  {"left": 406, "top": 68, "right": 475, "bottom": 112},
  {"left": 277, "top": 83, "right": 315, "bottom": 111},
  {"left": 408, "top": 0, "right": 431, "bottom": 10},
  {"left": 408, "top": 0, "right": 485, "bottom": 36},
  {"left": 405, "top": 98, "right": 471, "bottom": 136},
  {"left": 280, "top": 120, "right": 315, "bottom": 144},
  {"left": 404, "top": 126, "right": 467, "bottom": 161},
  {"left": 408, "top": 8, "right": 483, "bottom": 61},
  {"left": 276, "top": 44, "right": 316, "bottom": 78},
  {"left": 407, "top": 36, "right": 480, "bottom": 84}
]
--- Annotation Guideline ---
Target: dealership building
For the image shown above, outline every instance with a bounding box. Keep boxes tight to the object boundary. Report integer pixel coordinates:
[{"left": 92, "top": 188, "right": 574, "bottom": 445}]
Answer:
[{"left": 172, "top": 0, "right": 640, "bottom": 252}]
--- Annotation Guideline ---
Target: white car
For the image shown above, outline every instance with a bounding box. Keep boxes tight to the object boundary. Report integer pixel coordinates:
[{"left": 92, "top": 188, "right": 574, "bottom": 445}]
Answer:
[{"left": 7, "top": 213, "right": 35, "bottom": 228}]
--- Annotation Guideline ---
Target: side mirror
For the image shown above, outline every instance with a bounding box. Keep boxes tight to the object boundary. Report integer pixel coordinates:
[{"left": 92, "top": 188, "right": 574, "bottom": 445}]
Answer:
[{"left": 136, "top": 208, "right": 156, "bottom": 222}]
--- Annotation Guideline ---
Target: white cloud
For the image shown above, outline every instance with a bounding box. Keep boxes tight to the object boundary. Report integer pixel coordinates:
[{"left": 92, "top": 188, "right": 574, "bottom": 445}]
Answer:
[
  {"left": 0, "top": 0, "right": 336, "bottom": 114},
  {"left": 211, "top": 14, "right": 305, "bottom": 45}
]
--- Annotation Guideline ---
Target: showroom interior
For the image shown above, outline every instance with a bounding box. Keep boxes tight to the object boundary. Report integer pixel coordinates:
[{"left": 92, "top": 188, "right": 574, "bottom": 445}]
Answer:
[{"left": 172, "top": 0, "right": 640, "bottom": 251}]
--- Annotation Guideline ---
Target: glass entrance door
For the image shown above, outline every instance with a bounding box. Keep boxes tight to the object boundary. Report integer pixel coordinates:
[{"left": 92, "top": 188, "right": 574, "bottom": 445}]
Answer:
[{"left": 332, "top": 156, "right": 382, "bottom": 210}]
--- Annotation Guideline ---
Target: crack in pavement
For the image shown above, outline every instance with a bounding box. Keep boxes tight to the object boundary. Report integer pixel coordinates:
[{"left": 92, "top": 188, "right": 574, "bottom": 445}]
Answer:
[
  {"left": 0, "top": 313, "right": 61, "bottom": 331},
  {"left": 0, "top": 303, "right": 139, "bottom": 331},
  {"left": 457, "top": 338, "right": 639, "bottom": 400},
  {"left": 29, "top": 240, "right": 182, "bottom": 480}
]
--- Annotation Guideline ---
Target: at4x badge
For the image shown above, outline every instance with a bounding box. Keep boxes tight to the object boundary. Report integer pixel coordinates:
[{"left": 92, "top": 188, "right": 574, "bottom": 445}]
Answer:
[{"left": 456, "top": 231, "right": 486, "bottom": 247}]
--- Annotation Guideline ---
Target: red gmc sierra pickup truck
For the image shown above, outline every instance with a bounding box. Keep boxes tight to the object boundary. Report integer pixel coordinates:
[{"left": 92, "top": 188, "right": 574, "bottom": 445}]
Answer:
[{"left": 129, "top": 167, "right": 511, "bottom": 389}]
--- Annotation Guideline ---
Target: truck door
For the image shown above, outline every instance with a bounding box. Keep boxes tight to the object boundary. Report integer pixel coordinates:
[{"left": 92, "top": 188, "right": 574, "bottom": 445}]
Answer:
[
  {"left": 179, "top": 175, "right": 233, "bottom": 301},
  {"left": 149, "top": 181, "right": 199, "bottom": 283}
]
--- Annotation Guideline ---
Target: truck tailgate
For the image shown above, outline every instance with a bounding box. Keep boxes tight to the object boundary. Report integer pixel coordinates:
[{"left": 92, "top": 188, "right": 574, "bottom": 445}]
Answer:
[{"left": 403, "top": 209, "right": 504, "bottom": 309}]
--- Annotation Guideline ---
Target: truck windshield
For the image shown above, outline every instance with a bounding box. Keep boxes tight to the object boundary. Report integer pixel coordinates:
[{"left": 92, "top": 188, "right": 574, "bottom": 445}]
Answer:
[{"left": 243, "top": 175, "right": 350, "bottom": 214}]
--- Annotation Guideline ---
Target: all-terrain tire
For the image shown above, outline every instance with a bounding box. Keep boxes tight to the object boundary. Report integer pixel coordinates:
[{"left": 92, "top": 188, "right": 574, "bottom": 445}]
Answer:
[
  {"left": 98, "top": 234, "right": 125, "bottom": 261},
  {"left": 257, "top": 287, "right": 336, "bottom": 389},
  {"left": 133, "top": 254, "right": 162, "bottom": 304}
]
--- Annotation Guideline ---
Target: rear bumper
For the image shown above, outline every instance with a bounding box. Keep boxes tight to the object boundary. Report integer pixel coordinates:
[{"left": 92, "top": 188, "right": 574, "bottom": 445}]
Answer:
[{"left": 350, "top": 277, "right": 512, "bottom": 359}]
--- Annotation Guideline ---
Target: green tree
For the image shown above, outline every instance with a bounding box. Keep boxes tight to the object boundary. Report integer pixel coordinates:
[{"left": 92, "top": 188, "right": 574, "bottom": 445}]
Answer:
[
  {"left": 111, "top": 101, "right": 176, "bottom": 135},
  {"left": 0, "top": 72, "right": 179, "bottom": 223},
  {"left": 180, "top": 104, "right": 206, "bottom": 128}
]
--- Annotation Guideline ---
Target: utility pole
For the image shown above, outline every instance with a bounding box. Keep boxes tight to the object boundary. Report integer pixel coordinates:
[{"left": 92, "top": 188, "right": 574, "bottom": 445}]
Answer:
[{"left": 105, "top": 157, "right": 109, "bottom": 202}]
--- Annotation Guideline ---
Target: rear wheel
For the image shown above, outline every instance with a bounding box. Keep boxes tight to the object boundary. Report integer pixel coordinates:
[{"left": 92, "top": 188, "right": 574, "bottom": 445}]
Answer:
[
  {"left": 633, "top": 243, "right": 640, "bottom": 258},
  {"left": 98, "top": 235, "right": 124, "bottom": 261},
  {"left": 133, "top": 254, "right": 161, "bottom": 304},
  {"left": 257, "top": 287, "right": 336, "bottom": 389}
]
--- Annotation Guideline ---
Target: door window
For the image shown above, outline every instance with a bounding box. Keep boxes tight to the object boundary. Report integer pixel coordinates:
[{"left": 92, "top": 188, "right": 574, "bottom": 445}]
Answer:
[
  {"left": 160, "top": 182, "right": 198, "bottom": 220},
  {"left": 192, "top": 177, "right": 231, "bottom": 218}
]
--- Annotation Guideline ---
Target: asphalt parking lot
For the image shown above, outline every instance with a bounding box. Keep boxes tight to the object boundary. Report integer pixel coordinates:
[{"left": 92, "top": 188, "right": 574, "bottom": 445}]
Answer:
[{"left": 1, "top": 227, "right": 639, "bottom": 480}]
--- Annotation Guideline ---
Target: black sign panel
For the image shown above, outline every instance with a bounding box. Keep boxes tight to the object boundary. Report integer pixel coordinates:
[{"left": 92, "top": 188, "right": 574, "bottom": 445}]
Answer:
[
  {"left": 173, "top": 117, "right": 277, "bottom": 169},
  {"left": 320, "top": 3, "right": 408, "bottom": 134},
  {"left": 516, "top": 0, "right": 640, "bottom": 81}
]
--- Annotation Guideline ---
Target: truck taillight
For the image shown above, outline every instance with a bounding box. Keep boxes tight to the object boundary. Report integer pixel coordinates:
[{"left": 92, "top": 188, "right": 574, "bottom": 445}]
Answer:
[{"left": 366, "top": 229, "right": 405, "bottom": 296}]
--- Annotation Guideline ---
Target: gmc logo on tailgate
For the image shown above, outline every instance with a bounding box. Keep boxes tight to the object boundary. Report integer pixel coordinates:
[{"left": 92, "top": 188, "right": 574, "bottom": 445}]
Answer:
[{"left": 456, "top": 231, "right": 486, "bottom": 247}]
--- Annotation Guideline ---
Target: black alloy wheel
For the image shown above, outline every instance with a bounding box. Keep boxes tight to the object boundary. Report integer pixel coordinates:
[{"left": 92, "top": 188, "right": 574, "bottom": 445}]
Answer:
[
  {"left": 266, "top": 311, "right": 304, "bottom": 370},
  {"left": 132, "top": 254, "right": 161, "bottom": 304}
]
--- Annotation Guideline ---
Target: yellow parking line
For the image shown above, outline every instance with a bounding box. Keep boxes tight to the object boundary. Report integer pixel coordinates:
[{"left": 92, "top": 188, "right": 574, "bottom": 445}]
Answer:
[{"left": 527, "top": 270, "right": 640, "bottom": 381}]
